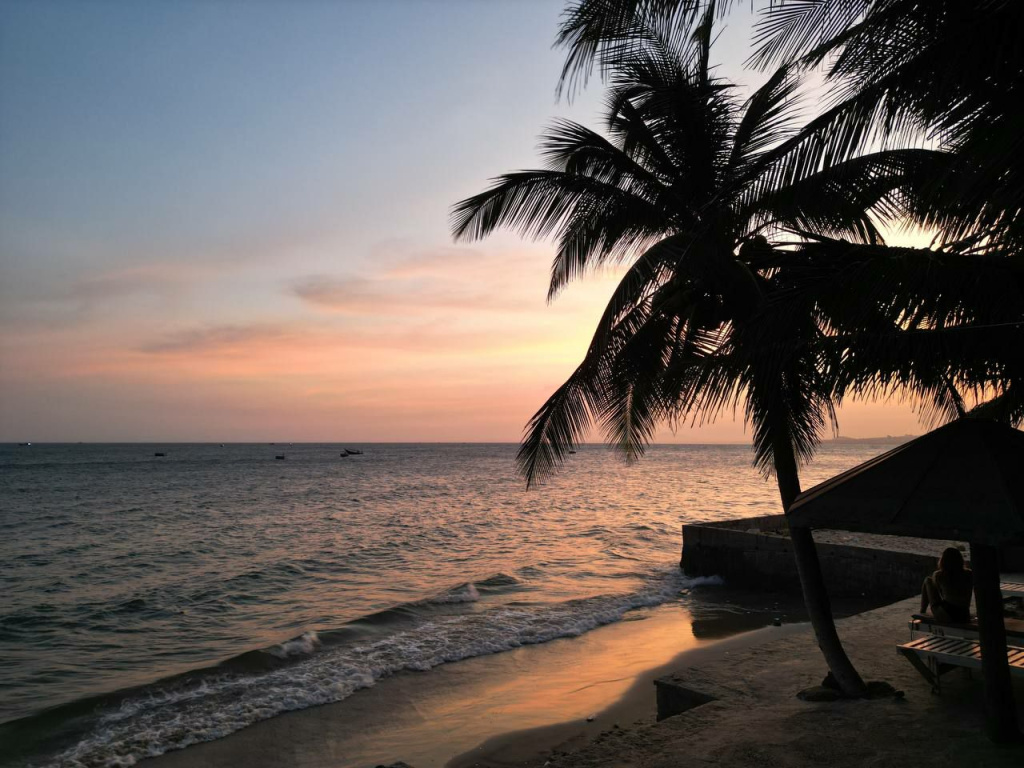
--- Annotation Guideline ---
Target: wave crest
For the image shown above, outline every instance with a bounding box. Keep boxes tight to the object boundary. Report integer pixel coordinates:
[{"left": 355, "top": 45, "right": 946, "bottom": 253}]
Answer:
[
  {"left": 269, "top": 631, "right": 320, "bottom": 659},
  {"left": 49, "top": 568, "right": 710, "bottom": 767}
]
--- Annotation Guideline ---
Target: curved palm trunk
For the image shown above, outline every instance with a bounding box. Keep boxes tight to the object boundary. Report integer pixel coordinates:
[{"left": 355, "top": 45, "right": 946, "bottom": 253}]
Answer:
[
  {"left": 969, "top": 542, "right": 1021, "bottom": 743},
  {"left": 772, "top": 431, "right": 868, "bottom": 697}
]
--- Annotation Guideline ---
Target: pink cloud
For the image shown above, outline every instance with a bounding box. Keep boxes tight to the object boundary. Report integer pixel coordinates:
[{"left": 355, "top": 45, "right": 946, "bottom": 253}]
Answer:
[
  {"left": 291, "top": 273, "right": 534, "bottom": 315},
  {"left": 139, "top": 325, "right": 295, "bottom": 354}
]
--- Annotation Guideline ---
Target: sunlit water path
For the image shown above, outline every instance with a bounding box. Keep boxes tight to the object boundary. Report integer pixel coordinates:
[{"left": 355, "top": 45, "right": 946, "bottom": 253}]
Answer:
[{"left": 0, "top": 442, "right": 887, "bottom": 766}]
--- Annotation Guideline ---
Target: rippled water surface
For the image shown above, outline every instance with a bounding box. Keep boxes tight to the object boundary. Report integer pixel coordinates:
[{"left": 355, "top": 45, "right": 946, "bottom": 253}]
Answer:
[{"left": 0, "top": 442, "right": 887, "bottom": 766}]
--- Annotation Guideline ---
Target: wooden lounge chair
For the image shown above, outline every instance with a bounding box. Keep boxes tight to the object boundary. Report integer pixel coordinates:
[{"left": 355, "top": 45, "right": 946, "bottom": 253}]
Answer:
[
  {"left": 1002, "top": 581, "right": 1024, "bottom": 597},
  {"left": 910, "top": 614, "right": 1024, "bottom": 644},
  {"left": 897, "top": 634, "right": 1024, "bottom": 693}
]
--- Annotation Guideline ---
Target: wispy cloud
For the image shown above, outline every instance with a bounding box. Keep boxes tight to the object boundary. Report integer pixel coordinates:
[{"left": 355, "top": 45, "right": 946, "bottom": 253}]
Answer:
[
  {"left": 377, "top": 245, "right": 486, "bottom": 279},
  {"left": 139, "top": 324, "right": 294, "bottom": 354},
  {"left": 136, "top": 319, "right": 539, "bottom": 363},
  {"left": 291, "top": 270, "right": 533, "bottom": 315},
  {"left": 1, "top": 262, "right": 217, "bottom": 331}
]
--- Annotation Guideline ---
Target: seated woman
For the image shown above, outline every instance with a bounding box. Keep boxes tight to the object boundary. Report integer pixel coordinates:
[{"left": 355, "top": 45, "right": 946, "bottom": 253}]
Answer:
[{"left": 921, "top": 547, "right": 974, "bottom": 623}]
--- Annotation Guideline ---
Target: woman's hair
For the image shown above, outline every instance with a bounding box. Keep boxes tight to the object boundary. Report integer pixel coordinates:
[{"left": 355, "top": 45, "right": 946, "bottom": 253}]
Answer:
[{"left": 939, "top": 546, "right": 965, "bottom": 573}]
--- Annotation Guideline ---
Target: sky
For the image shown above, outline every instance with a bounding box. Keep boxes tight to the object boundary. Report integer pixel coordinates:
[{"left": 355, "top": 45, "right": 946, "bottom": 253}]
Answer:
[{"left": 0, "top": 0, "right": 931, "bottom": 443}]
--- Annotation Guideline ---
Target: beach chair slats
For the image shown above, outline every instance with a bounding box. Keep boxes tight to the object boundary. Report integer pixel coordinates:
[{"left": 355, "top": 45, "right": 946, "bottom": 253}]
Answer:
[
  {"left": 898, "top": 632, "right": 1024, "bottom": 693},
  {"left": 910, "top": 616, "right": 1024, "bottom": 643},
  {"left": 901, "top": 583, "right": 1024, "bottom": 693},
  {"left": 1000, "top": 581, "right": 1024, "bottom": 596},
  {"left": 907, "top": 635, "right": 974, "bottom": 655}
]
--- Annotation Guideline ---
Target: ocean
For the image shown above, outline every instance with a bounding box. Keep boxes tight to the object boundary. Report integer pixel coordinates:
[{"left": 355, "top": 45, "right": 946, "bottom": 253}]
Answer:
[{"left": 0, "top": 442, "right": 887, "bottom": 767}]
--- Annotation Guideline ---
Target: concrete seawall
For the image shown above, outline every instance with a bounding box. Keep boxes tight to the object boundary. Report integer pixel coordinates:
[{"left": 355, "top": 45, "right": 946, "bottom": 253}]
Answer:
[{"left": 680, "top": 515, "right": 945, "bottom": 599}]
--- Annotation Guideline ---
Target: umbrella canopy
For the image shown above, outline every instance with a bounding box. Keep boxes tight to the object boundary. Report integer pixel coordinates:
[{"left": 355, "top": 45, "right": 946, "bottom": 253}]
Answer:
[{"left": 789, "top": 419, "right": 1024, "bottom": 545}]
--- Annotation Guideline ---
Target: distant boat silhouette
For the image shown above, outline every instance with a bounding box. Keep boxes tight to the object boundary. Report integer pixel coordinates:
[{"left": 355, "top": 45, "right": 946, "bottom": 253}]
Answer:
[
  {"left": 344, "top": 449, "right": 363, "bottom": 456},
  {"left": 19, "top": 442, "right": 32, "bottom": 446},
  {"left": 275, "top": 454, "right": 286, "bottom": 460},
  {"left": 219, "top": 443, "right": 224, "bottom": 447},
  {"left": 339, "top": 452, "right": 348, "bottom": 458},
  {"left": 154, "top": 452, "right": 166, "bottom": 457},
  {"left": 568, "top": 450, "right": 577, "bottom": 454}
]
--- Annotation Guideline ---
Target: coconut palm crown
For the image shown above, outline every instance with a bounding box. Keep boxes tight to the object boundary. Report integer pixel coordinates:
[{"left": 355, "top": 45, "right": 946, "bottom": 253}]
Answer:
[
  {"left": 452, "top": 8, "right": 952, "bottom": 697},
  {"left": 478, "top": 0, "right": 1024, "bottom": 709},
  {"left": 451, "top": 11, "right": 939, "bottom": 484}
]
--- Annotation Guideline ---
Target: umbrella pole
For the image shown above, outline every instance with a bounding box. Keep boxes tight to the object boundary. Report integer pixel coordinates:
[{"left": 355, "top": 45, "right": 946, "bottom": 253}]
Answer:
[{"left": 970, "top": 541, "right": 1021, "bottom": 742}]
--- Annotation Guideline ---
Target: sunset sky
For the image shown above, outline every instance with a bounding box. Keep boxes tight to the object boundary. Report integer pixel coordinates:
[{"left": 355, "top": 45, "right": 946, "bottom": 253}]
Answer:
[{"left": 0, "top": 0, "right": 930, "bottom": 443}]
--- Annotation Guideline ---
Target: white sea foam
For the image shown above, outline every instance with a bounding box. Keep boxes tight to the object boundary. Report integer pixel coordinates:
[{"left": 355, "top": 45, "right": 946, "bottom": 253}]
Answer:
[
  {"left": 270, "top": 630, "right": 320, "bottom": 659},
  {"left": 680, "top": 575, "right": 723, "bottom": 588},
  {"left": 427, "top": 583, "right": 480, "bottom": 604},
  {"left": 50, "top": 569, "right": 718, "bottom": 767}
]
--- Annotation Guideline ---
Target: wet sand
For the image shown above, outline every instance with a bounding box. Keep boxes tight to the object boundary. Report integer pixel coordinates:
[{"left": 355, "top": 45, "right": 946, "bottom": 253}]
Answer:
[
  {"left": 144, "top": 589, "right": 820, "bottom": 768},
  {"left": 142, "top": 589, "right": 1024, "bottom": 768},
  {"left": 446, "top": 622, "right": 808, "bottom": 768},
  {"left": 455, "top": 597, "right": 1024, "bottom": 768}
]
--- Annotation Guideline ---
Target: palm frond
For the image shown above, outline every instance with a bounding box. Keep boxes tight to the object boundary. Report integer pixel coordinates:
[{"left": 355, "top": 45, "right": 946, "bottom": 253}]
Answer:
[
  {"left": 748, "top": 0, "right": 869, "bottom": 70},
  {"left": 727, "top": 63, "right": 802, "bottom": 174},
  {"left": 517, "top": 362, "right": 606, "bottom": 487},
  {"left": 969, "top": 386, "right": 1024, "bottom": 427},
  {"left": 541, "top": 118, "right": 668, "bottom": 196},
  {"left": 599, "top": 308, "right": 677, "bottom": 461},
  {"left": 555, "top": 0, "right": 712, "bottom": 99},
  {"left": 517, "top": 236, "right": 687, "bottom": 484},
  {"left": 450, "top": 169, "right": 666, "bottom": 248},
  {"left": 752, "top": 1, "right": 1024, "bottom": 249},
  {"left": 742, "top": 148, "right": 953, "bottom": 244}
]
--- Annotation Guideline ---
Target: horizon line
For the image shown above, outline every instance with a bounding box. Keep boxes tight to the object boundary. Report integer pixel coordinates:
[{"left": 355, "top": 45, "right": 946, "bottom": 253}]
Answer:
[{"left": 2, "top": 437, "right": 915, "bottom": 446}]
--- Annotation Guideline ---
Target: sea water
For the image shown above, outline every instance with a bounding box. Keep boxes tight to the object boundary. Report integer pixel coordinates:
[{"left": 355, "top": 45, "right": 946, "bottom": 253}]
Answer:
[{"left": 0, "top": 442, "right": 886, "bottom": 767}]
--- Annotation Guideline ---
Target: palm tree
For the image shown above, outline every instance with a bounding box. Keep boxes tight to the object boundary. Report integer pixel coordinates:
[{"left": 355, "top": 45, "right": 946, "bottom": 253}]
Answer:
[
  {"left": 747, "top": 1, "right": 1024, "bottom": 738},
  {"left": 746, "top": 1, "right": 1024, "bottom": 252},
  {"left": 559, "top": 0, "right": 1024, "bottom": 266},
  {"left": 792, "top": 234, "right": 1024, "bottom": 739},
  {"left": 545, "top": 0, "right": 1024, "bottom": 735},
  {"left": 451, "top": 8, "right": 947, "bottom": 696},
  {"left": 744, "top": 0, "right": 1024, "bottom": 417}
]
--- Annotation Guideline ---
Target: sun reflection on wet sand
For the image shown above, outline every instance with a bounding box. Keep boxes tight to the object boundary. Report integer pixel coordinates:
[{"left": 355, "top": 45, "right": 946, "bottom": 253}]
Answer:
[{"left": 147, "top": 596, "right": 815, "bottom": 768}]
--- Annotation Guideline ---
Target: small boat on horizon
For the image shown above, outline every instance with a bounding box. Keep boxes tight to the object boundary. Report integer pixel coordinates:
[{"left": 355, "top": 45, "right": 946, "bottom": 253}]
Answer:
[
  {"left": 275, "top": 454, "right": 286, "bottom": 460},
  {"left": 154, "top": 452, "right": 166, "bottom": 457},
  {"left": 343, "top": 449, "right": 363, "bottom": 456},
  {"left": 18, "top": 442, "right": 32, "bottom": 446}
]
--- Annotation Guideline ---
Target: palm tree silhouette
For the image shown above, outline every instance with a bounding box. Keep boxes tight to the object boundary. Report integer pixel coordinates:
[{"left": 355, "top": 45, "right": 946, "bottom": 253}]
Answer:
[
  {"left": 548, "top": 0, "right": 1024, "bottom": 733},
  {"left": 756, "top": 0, "right": 1024, "bottom": 741},
  {"left": 452, "top": 7, "right": 946, "bottom": 697},
  {"left": 747, "top": 0, "right": 1024, "bottom": 248},
  {"left": 749, "top": 0, "right": 1024, "bottom": 427}
]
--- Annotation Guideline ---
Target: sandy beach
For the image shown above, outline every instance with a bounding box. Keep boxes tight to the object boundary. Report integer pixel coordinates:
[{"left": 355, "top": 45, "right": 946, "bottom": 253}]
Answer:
[
  {"left": 141, "top": 588, "right": 827, "bottom": 768},
  {"left": 141, "top": 592, "right": 1024, "bottom": 768},
  {"left": 138, "top": 586, "right": 882, "bottom": 768},
  {"left": 454, "top": 597, "right": 1024, "bottom": 768}
]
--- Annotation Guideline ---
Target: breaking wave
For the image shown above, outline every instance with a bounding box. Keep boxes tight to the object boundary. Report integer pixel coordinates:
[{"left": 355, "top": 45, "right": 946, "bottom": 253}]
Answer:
[{"left": 39, "top": 570, "right": 719, "bottom": 767}]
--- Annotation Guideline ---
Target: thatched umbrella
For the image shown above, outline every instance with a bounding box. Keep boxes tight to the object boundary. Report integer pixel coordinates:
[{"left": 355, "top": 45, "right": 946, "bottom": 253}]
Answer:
[{"left": 789, "top": 418, "right": 1024, "bottom": 742}]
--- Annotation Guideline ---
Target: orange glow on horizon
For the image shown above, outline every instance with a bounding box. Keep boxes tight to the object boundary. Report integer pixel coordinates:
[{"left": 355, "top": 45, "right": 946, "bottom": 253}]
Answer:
[{"left": 0, "top": 232, "right": 941, "bottom": 443}]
